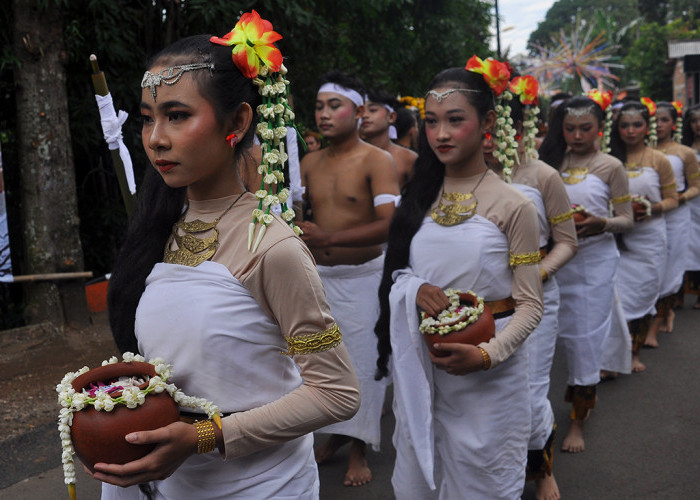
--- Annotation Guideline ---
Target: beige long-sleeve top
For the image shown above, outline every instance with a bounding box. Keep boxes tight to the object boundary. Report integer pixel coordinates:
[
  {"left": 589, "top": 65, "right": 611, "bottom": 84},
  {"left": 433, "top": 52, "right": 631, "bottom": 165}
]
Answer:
[
  {"left": 429, "top": 170, "right": 544, "bottom": 366},
  {"left": 656, "top": 140, "right": 700, "bottom": 201},
  {"left": 635, "top": 148, "right": 679, "bottom": 212},
  {"left": 181, "top": 193, "right": 360, "bottom": 459},
  {"left": 512, "top": 158, "right": 578, "bottom": 279}
]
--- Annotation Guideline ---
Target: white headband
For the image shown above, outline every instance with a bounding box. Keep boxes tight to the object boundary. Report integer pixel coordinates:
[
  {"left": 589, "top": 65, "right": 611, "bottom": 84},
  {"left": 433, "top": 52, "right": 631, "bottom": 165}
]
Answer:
[
  {"left": 382, "top": 104, "right": 398, "bottom": 139},
  {"left": 318, "top": 83, "right": 364, "bottom": 108}
]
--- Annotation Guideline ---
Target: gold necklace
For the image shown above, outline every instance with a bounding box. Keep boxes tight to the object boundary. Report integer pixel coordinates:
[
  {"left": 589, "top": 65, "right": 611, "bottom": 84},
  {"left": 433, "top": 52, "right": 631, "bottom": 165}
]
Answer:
[
  {"left": 625, "top": 148, "right": 647, "bottom": 178},
  {"left": 431, "top": 169, "right": 488, "bottom": 226},
  {"left": 163, "top": 191, "right": 247, "bottom": 267},
  {"left": 561, "top": 152, "right": 594, "bottom": 185}
]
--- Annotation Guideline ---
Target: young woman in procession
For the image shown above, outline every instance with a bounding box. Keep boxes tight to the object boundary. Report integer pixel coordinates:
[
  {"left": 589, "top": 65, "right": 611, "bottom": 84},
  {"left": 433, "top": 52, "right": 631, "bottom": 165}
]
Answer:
[
  {"left": 97, "top": 12, "right": 360, "bottom": 499},
  {"left": 646, "top": 102, "right": 700, "bottom": 344},
  {"left": 375, "top": 59, "right": 544, "bottom": 499},
  {"left": 609, "top": 100, "right": 678, "bottom": 373},
  {"left": 539, "top": 95, "right": 633, "bottom": 454},
  {"left": 484, "top": 76, "right": 578, "bottom": 500},
  {"left": 681, "top": 104, "right": 700, "bottom": 309}
]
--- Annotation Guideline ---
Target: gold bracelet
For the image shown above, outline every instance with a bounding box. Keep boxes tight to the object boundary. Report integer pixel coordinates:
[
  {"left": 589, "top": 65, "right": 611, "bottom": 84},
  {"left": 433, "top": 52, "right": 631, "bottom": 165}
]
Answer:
[
  {"left": 478, "top": 347, "right": 491, "bottom": 371},
  {"left": 194, "top": 419, "right": 216, "bottom": 454}
]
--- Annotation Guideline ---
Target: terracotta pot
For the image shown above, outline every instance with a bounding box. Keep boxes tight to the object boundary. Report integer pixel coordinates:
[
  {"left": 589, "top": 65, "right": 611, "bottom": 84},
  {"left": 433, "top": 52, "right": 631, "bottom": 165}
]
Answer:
[
  {"left": 70, "top": 361, "right": 180, "bottom": 472},
  {"left": 632, "top": 201, "right": 648, "bottom": 221},
  {"left": 423, "top": 293, "right": 495, "bottom": 357}
]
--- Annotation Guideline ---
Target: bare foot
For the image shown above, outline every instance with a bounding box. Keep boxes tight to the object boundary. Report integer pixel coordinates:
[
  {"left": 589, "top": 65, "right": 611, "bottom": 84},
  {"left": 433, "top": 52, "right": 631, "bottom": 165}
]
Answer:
[
  {"left": 343, "top": 439, "right": 372, "bottom": 486},
  {"left": 600, "top": 370, "right": 618, "bottom": 382},
  {"left": 561, "top": 419, "right": 585, "bottom": 453},
  {"left": 664, "top": 309, "right": 675, "bottom": 333},
  {"left": 315, "top": 434, "right": 349, "bottom": 464},
  {"left": 632, "top": 353, "right": 646, "bottom": 373},
  {"left": 645, "top": 317, "right": 662, "bottom": 346},
  {"left": 535, "top": 473, "right": 561, "bottom": 500},
  {"left": 643, "top": 336, "right": 659, "bottom": 348}
]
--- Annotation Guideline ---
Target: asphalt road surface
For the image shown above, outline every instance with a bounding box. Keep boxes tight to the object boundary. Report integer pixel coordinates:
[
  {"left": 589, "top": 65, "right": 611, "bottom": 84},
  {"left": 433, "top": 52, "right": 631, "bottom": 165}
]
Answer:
[{"left": 2, "top": 298, "right": 699, "bottom": 499}]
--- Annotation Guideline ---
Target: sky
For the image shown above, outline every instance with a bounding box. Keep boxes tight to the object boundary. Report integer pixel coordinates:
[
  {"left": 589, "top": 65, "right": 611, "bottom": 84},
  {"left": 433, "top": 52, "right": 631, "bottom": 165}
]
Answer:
[{"left": 490, "top": 0, "right": 557, "bottom": 56}]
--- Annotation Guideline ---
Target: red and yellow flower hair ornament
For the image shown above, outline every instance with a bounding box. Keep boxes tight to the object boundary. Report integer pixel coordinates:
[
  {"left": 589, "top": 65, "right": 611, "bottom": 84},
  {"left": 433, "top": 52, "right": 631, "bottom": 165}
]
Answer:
[
  {"left": 465, "top": 55, "right": 512, "bottom": 97},
  {"left": 640, "top": 97, "right": 658, "bottom": 147},
  {"left": 586, "top": 89, "right": 614, "bottom": 152},
  {"left": 671, "top": 101, "right": 683, "bottom": 142},
  {"left": 212, "top": 12, "right": 301, "bottom": 251},
  {"left": 509, "top": 75, "right": 541, "bottom": 161},
  {"left": 466, "top": 55, "right": 518, "bottom": 181},
  {"left": 510, "top": 75, "right": 539, "bottom": 106},
  {"left": 210, "top": 10, "right": 282, "bottom": 79}
]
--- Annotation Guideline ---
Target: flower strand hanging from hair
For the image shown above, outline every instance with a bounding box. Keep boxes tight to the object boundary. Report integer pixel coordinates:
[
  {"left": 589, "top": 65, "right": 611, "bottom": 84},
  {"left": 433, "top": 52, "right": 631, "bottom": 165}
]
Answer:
[
  {"left": 641, "top": 97, "right": 657, "bottom": 147},
  {"left": 671, "top": 101, "right": 683, "bottom": 143},
  {"left": 211, "top": 10, "right": 302, "bottom": 252},
  {"left": 586, "top": 89, "right": 613, "bottom": 153},
  {"left": 466, "top": 55, "right": 518, "bottom": 182},
  {"left": 509, "top": 75, "right": 540, "bottom": 162}
]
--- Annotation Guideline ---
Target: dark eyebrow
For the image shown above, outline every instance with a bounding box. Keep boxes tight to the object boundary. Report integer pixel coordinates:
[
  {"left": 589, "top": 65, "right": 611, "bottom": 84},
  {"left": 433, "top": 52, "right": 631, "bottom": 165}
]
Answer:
[
  {"left": 140, "top": 100, "right": 191, "bottom": 111},
  {"left": 316, "top": 97, "right": 343, "bottom": 105}
]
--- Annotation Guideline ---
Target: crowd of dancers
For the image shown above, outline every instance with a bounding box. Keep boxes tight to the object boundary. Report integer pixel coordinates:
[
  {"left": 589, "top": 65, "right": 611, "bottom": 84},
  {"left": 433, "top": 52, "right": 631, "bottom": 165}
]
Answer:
[{"left": 92, "top": 10, "right": 700, "bottom": 500}]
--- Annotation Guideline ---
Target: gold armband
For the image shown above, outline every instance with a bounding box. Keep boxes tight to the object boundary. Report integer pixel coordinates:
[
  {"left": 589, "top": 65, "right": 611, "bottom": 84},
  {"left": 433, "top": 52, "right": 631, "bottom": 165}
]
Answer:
[
  {"left": 194, "top": 420, "right": 216, "bottom": 454},
  {"left": 509, "top": 251, "right": 542, "bottom": 267},
  {"left": 661, "top": 181, "right": 677, "bottom": 191},
  {"left": 283, "top": 323, "right": 342, "bottom": 355},
  {"left": 610, "top": 194, "right": 631, "bottom": 205},
  {"left": 688, "top": 172, "right": 700, "bottom": 180},
  {"left": 548, "top": 209, "right": 574, "bottom": 225},
  {"left": 478, "top": 347, "right": 491, "bottom": 370}
]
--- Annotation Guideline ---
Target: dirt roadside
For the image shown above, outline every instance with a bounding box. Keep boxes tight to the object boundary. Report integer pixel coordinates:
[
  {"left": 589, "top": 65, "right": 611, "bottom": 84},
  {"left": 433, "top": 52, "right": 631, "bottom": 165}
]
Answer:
[{"left": 0, "top": 313, "right": 119, "bottom": 443}]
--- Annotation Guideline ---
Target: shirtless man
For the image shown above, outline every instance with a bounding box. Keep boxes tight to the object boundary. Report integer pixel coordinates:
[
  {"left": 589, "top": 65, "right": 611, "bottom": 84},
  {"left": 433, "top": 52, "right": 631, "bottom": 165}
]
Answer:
[
  {"left": 361, "top": 89, "right": 418, "bottom": 188},
  {"left": 299, "top": 71, "right": 399, "bottom": 487}
]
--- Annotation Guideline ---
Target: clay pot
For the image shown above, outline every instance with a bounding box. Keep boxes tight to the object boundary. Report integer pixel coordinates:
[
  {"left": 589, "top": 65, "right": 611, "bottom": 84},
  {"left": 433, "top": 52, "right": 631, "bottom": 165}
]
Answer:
[
  {"left": 632, "top": 201, "right": 648, "bottom": 221},
  {"left": 423, "top": 293, "right": 495, "bottom": 357},
  {"left": 70, "top": 361, "right": 180, "bottom": 472}
]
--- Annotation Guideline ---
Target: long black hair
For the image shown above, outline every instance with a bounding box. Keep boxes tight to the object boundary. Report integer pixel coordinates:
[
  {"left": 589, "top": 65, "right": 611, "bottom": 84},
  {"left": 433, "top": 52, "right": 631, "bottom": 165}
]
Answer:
[
  {"left": 609, "top": 101, "right": 650, "bottom": 164},
  {"left": 374, "top": 67, "right": 494, "bottom": 379},
  {"left": 539, "top": 96, "right": 605, "bottom": 170},
  {"left": 682, "top": 103, "right": 700, "bottom": 148},
  {"left": 108, "top": 35, "right": 260, "bottom": 354}
]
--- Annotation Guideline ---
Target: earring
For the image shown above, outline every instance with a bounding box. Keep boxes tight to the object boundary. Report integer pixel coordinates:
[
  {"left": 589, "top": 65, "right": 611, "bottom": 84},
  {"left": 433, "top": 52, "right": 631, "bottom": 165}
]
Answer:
[
  {"left": 484, "top": 132, "right": 492, "bottom": 140},
  {"left": 226, "top": 133, "right": 238, "bottom": 148}
]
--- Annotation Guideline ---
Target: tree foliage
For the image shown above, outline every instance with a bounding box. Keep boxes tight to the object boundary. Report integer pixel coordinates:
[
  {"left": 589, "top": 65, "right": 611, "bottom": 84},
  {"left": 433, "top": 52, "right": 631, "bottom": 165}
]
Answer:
[{"left": 0, "top": 0, "right": 493, "bottom": 295}]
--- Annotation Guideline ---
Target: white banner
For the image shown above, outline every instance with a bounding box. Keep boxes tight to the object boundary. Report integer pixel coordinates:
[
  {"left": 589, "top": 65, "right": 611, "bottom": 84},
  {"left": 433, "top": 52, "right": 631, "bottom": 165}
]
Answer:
[{"left": 0, "top": 142, "right": 12, "bottom": 282}]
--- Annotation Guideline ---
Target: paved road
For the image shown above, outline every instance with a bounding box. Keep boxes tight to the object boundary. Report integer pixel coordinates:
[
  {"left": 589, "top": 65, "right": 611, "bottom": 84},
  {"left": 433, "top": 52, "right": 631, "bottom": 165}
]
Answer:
[{"left": 2, "top": 299, "right": 699, "bottom": 499}]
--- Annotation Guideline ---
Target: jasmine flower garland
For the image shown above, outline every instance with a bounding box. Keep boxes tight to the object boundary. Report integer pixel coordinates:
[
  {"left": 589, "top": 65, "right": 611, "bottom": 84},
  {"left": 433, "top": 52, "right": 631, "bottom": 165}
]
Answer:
[
  {"left": 523, "top": 105, "right": 540, "bottom": 161},
  {"left": 494, "top": 90, "right": 519, "bottom": 183},
  {"left": 601, "top": 107, "right": 612, "bottom": 153},
  {"left": 419, "top": 289, "right": 485, "bottom": 335}
]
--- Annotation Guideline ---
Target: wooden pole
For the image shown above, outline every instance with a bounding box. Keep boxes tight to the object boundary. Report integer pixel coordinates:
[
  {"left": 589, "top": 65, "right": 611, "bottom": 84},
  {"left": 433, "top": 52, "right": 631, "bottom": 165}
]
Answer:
[
  {"left": 11, "top": 271, "right": 93, "bottom": 283},
  {"left": 90, "top": 54, "right": 136, "bottom": 217}
]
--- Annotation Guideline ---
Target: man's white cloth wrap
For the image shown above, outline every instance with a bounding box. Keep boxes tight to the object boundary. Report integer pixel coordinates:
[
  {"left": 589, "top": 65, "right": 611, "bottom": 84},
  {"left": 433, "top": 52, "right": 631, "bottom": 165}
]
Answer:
[
  {"left": 96, "top": 93, "right": 136, "bottom": 194},
  {"left": 374, "top": 193, "right": 400, "bottom": 207},
  {"left": 318, "top": 83, "right": 365, "bottom": 108}
]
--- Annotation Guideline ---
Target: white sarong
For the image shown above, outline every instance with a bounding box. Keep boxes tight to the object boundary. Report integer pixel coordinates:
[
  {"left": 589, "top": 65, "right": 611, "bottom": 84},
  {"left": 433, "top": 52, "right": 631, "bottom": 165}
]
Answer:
[
  {"left": 558, "top": 173, "right": 619, "bottom": 387},
  {"left": 390, "top": 216, "right": 529, "bottom": 500},
  {"left": 616, "top": 166, "right": 666, "bottom": 321},
  {"left": 102, "top": 261, "right": 319, "bottom": 499},
  {"left": 315, "top": 255, "right": 387, "bottom": 450}
]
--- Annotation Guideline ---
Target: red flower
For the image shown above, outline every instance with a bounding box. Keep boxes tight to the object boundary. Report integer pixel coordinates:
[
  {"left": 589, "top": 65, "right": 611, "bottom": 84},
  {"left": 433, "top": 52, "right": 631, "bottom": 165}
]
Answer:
[
  {"left": 671, "top": 101, "right": 683, "bottom": 115},
  {"left": 509, "top": 75, "right": 539, "bottom": 105},
  {"left": 640, "top": 97, "right": 656, "bottom": 117},
  {"left": 465, "top": 55, "right": 512, "bottom": 96},
  {"left": 210, "top": 10, "right": 283, "bottom": 79},
  {"left": 586, "top": 89, "right": 613, "bottom": 111}
]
